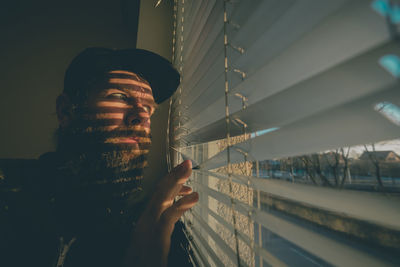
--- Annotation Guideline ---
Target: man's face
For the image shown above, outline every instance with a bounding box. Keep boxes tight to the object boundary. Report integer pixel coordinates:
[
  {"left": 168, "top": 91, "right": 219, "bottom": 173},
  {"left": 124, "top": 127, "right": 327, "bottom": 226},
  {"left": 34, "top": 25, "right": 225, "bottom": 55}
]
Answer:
[
  {"left": 58, "top": 70, "right": 157, "bottom": 181},
  {"left": 54, "top": 70, "right": 158, "bottom": 208},
  {"left": 84, "top": 70, "right": 156, "bottom": 148}
]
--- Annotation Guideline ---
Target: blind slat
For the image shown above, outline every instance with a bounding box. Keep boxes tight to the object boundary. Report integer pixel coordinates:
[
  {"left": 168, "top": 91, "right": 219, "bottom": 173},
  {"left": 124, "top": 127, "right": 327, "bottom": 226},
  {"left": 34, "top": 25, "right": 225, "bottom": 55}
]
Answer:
[
  {"left": 197, "top": 84, "right": 400, "bottom": 169},
  {"left": 182, "top": 0, "right": 220, "bottom": 66},
  {"left": 177, "top": 0, "right": 218, "bottom": 68},
  {"left": 180, "top": 0, "right": 350, "bottom": 106},
  {"left": 194, "top": 169, "right": 400, "bottom": 231},
  {"left": 191, "top": 210, "right": 249, "bottom": 267},
  {"left": 178, "top": 1, "right": 223, "bottom": 89},
  {"left": 177, "top": 0, "right": 389, "bottom": 133},
  {"left": 188, "top": 236, "right": 210, "bottom": 267},
  {"left": 187, "top": 224, "right": 223, "bottom": 267},
  {"left": 193, "top": 181, "right": 393, "bottom": 267},
  {"left": 172, "top": 0, "right": 400, "bottom": 266},
  {"left": 198, "top": 201, "right": 288, "bottom": 267},
  {"left": 178, "top": 40, "right": 400, "bottom": 144}
]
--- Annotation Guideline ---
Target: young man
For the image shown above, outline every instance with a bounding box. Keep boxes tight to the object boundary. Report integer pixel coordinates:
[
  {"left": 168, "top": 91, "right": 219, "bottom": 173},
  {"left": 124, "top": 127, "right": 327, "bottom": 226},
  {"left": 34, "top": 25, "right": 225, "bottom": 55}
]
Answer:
[{"left": 0, "top": 48, "right": 198, "bottom": 267}]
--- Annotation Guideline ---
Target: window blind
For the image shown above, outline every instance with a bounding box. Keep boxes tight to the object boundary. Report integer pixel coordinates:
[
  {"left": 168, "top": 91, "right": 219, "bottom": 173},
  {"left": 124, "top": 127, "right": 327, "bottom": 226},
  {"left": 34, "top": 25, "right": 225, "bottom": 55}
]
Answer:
[{"left": 169, "top": 0, "right": 400, "bottom": 266}]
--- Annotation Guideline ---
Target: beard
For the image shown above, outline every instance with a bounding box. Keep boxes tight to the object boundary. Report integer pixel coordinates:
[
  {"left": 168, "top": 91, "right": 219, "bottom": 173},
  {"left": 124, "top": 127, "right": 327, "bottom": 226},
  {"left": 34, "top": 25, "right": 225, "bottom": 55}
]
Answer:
[{"left": 55, "top": 119, "right": 152, "bottom": 227}]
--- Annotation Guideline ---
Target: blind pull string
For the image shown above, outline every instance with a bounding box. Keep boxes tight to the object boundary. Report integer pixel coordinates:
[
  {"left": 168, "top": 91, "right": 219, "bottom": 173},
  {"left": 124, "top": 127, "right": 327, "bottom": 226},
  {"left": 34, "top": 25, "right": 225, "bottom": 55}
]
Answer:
[
  {"left": 174, "top": 2, "right": 204, "bottom": 261},
  {"left": 175, "top": 0, "right": 197, "bottom": 247},
  {"left": 166, "top": 0, "right": 179, "bottom": 173},
  {"left": 172, "top": 0, "right": 177, "bottom": 64},
  {"left": 177, "top": 0, "right": 185, "bottom": 156},
  {"left": 224, "top": 1, "right": 243, "bottom": 266},
  {"left": 174, "top": 0, "right": 197, "bottom": 259},
  {"left": 178, "top": 0, "right": 184, "bottom": 183}
]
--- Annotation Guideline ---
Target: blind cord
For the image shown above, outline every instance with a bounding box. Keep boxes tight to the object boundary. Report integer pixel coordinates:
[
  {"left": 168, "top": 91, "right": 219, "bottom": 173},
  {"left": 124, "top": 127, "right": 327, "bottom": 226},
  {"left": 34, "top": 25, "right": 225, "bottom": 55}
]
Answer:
[
  {"left": 173, "top": 3, "right": 201, "bottom": 266},
  {"left": 167, "top": 0, "right": 179, "bottom": 172},
  {"left": 168, "top": 0, "right": 179, "bottom": 173},
  {"left": 223, "top": 1, "right": 242, "bottom": 266}
]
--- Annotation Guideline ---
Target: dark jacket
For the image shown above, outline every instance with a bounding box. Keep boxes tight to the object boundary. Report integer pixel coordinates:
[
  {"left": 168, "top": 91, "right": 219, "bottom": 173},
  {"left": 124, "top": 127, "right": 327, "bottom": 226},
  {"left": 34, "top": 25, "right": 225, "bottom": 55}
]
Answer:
[{"left": 0, "top": 154, "right": 194, "bottom": 267}]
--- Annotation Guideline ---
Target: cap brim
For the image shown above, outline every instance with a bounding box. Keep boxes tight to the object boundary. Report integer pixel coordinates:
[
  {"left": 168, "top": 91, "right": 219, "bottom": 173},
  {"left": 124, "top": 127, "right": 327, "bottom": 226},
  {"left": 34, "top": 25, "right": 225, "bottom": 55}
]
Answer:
[
  {"left": 64, "top": 47, "right": 180, "bottom": 104},
  {"left": 114, "top": 49, "right": 180, "bottom": 104}
]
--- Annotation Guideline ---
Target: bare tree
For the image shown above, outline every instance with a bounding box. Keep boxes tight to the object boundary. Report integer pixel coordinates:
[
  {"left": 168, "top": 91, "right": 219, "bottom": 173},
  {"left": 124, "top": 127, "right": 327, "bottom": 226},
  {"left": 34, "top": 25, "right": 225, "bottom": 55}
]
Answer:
[
  {"left": 363, "top": 144, "right": 384, "bottom": 189},
  {"left": 311, "top": 154, "right": 332, "bottom": 187},
  {"left": 323, "top": 149, "right": 340, "bottom": 186},
  {"left": 339, "top": 147, "right": 351, "bottom": 188},
  {"left": 301, "top": 156, "right": 317, "bottom": 185}
]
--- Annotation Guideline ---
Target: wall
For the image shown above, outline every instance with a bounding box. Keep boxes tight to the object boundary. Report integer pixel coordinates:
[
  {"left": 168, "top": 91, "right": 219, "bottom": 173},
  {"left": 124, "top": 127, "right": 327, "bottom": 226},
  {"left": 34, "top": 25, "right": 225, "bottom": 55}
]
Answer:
[
  {"left": 137, "top": 0, "right": 173, "bottom": 60},
  {"left": 136, "top": 0, "right": 175, "bottom": 185},
  {"left": 0, "top": 0, "right": 174, "bottom": 185},
  {"left": 0, "top": 0, "right": 139, "bottom": 158}
]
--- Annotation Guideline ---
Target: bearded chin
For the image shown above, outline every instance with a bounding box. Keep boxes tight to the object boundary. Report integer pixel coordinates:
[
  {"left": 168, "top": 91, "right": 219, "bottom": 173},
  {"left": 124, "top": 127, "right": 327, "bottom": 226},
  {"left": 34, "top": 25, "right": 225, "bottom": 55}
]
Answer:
[{"left": 56, "top": 124, "right": 151, "bottom": 205}]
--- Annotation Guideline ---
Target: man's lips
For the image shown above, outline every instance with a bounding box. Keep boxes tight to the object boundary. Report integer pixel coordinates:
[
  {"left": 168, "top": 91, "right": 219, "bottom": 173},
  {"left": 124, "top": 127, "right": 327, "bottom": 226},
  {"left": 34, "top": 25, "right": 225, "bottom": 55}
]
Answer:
[{"left": 116, "top": 137, "right": 139, "bottom": 144}]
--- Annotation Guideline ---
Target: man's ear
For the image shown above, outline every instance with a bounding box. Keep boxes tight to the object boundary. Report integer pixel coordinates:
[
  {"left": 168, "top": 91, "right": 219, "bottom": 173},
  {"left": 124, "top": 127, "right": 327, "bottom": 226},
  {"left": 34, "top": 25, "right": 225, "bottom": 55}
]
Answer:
[{"left": 56, "top": 93, "right": 73, "bottom": 128}]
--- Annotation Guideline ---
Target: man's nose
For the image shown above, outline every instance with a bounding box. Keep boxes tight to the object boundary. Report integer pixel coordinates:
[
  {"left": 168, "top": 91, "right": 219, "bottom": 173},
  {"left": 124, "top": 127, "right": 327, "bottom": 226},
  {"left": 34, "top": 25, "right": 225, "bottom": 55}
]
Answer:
[
  {"left": 125, "top": 106, "right": 149, "bottom": 126},
  {"left": 129, "top": 117, "right": 141, "bottom": 125}
]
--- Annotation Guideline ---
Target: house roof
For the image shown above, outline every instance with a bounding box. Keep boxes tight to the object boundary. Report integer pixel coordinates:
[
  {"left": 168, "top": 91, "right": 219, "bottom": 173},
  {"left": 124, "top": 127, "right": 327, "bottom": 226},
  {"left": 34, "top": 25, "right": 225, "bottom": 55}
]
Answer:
[{"left": 359, "top": 150, "right": 399, "bottom": 160}]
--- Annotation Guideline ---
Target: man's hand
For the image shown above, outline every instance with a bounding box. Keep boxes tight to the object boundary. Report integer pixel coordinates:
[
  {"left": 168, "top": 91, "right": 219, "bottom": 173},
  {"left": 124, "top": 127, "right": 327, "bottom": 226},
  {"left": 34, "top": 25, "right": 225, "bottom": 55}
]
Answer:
[{"left": 123, "top": 160, "right": 199, "bottom": 267}]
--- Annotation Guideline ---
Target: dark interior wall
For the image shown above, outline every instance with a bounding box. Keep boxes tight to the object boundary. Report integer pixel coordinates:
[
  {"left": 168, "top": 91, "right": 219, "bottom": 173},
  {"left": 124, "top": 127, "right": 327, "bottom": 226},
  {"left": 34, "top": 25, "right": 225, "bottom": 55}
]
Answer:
[
  {"left": 0, "top": 0, "right": 140, "bottom": 158},
  {"left": 136, "top": 0, "right": 173, "bottom": 60},
  {"left": 136, "top": 0, "right": 175, "bottom": 184}
]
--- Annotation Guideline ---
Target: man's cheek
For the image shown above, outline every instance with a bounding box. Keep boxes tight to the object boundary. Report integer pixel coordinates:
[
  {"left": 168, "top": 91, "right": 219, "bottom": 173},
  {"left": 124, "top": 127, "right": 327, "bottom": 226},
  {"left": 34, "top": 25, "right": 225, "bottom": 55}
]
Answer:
[
  {"left": 91, "top": 113, "right": 124, "bottom": 120},
  {"left": 78, "top": 113, "right": 125, "bottom": 133}
]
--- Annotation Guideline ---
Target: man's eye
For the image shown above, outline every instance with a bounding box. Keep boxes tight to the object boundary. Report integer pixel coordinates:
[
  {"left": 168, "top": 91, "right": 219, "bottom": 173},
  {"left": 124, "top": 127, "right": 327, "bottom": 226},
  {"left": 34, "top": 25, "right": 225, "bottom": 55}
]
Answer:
[
  {"left": 107, "top": 93, "right": 128, "bottom": 101},
  {"left": 143, "top": 105, "right": 152, "bottom": 113}
]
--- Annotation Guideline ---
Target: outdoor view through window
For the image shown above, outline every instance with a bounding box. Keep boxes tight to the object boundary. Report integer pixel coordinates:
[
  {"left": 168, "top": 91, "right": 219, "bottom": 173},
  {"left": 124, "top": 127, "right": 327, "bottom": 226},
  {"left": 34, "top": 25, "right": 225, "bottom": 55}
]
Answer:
[
  {"left": 171, "top": 0, "right": 400, "bottom": 266},
  {"left": 251, "top": 138, "right": 400, "bottom": 266}
]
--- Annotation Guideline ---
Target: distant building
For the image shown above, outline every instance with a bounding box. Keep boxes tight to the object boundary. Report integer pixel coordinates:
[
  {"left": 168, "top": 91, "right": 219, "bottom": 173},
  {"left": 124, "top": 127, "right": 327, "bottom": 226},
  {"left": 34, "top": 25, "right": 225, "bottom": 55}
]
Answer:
[
  {"left": 320, "top": 151, "right": 345, "bottom": 164},
  {"left": 359, "top": 151, "right": 400, "bottom": 162}
]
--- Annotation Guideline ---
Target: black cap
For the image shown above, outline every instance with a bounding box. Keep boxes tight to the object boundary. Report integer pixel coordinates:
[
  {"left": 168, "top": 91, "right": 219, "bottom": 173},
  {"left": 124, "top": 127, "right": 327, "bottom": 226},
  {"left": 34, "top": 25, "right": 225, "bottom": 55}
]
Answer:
[{"left": 64, "top": 47, "right": 180, "bottom": 104}]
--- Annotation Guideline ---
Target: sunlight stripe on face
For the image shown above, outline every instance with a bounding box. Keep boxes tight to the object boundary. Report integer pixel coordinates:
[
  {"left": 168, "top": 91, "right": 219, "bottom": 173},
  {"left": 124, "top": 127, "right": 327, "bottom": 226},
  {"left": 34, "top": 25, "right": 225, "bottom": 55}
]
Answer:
[
  {"left": 96, "top": 93, "right": 155, "bottom": 106},
  {"left": 108, "top": 78, "right": 152, "bottom": 90},
  {"left": 104, "top": 137, "right": 152, "bottom": 144},
  {"left": 86, "top": 113, "right": 124, "bottom": 120},
  {"left": 95, "top": 101, "right": 132, "bottom": 108},
  {"left": 88, "top": 125, "right": 152, "bottom": 133},
  {"left": 108, "top": 70, "right": 148, "bottom": 80}
]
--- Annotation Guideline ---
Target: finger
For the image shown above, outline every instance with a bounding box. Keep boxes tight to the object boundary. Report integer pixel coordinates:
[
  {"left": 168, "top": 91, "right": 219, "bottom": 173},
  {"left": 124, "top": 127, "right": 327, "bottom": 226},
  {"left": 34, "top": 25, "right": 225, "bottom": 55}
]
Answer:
[
  {"left": 178, "top": 185, "right": 192, "bottom": 196},
  {"left": 148, "top": 160, "right": 193, "bottom": 218},
  {"left": 155, "top": 160, "right": 192, "bottom": 202},
  {"left": 161, "top": 192, "right": 199, "bottom": 226}
]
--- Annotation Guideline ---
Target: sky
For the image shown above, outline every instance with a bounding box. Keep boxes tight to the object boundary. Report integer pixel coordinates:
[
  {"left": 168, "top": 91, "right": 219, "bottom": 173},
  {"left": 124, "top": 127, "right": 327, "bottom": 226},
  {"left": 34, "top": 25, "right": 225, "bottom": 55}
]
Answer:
[{"left": 333, "top": 138, "right": 400, "bottom": 158}]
